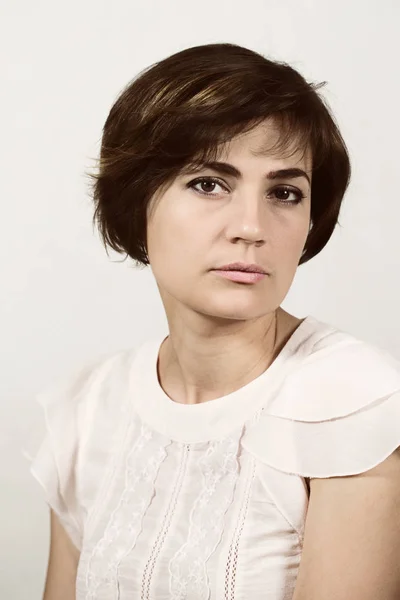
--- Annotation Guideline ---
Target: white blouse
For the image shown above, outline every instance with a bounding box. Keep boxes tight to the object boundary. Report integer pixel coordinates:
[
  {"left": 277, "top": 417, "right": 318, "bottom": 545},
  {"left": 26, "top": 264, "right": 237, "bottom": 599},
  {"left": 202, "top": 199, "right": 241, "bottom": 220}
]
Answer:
[{"left": 27, "top": 315, "right": 400, "bottom": 600}]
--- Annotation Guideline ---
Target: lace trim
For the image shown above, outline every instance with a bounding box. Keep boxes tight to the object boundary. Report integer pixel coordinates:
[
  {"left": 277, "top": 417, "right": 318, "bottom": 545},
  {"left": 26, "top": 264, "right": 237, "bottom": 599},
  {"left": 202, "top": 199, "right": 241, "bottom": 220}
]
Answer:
[
  {"left": 169, "top": 432, "right": 241, "bottom": 600},
  {"left": 84, "top": 422, "right": 170, "bottom": 600},
  {"left": 141, "top": 443, "right": 190, "bottom": 599},
  {"left": 224, "top": 456, "right": 256, "bottom": 599}
]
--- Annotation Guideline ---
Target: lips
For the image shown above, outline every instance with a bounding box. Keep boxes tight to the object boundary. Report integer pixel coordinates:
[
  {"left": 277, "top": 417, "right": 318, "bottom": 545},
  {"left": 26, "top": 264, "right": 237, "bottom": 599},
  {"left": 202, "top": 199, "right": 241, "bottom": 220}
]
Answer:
[
  {"left": 212, "top": 269, "right": 267, "bottom": 284},
  {"left": 214, "top": 262, "right": 267, "bottom": 274}
]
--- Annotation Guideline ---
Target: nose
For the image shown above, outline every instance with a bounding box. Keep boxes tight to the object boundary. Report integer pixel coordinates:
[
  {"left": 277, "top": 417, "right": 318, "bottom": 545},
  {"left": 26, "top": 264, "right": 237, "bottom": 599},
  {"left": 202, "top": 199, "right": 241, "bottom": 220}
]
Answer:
[{"left": 225, "top": 196, "right": 266, "bottom": 246}]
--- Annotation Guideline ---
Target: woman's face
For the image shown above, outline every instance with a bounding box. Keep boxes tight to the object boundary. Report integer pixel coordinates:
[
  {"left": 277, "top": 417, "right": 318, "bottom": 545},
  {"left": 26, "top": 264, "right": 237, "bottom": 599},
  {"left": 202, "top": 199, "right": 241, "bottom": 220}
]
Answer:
[{"left": 146, "top": 120, "right": 312, "bottom": 323}]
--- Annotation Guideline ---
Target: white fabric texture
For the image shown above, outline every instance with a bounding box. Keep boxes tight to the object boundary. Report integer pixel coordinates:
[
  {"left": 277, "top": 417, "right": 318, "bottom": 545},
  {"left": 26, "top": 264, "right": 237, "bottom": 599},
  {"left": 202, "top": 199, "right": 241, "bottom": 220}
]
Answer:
[{"left": 26, "top": 315, "right": 400, "bottom": 600}]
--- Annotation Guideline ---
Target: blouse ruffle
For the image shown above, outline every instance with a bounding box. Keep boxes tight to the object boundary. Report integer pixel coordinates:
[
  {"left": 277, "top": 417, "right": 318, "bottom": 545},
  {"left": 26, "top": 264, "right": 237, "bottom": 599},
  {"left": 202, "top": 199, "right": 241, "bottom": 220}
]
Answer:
[{"left": 242, "top": 339, "right": 400, "bottom": 478}]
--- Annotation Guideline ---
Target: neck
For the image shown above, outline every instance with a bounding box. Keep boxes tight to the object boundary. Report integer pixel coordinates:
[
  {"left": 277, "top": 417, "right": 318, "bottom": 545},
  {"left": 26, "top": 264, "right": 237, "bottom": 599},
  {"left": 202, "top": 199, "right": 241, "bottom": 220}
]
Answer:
[{"left": 156, "top": 308, "right": 297, "bottom": 405}]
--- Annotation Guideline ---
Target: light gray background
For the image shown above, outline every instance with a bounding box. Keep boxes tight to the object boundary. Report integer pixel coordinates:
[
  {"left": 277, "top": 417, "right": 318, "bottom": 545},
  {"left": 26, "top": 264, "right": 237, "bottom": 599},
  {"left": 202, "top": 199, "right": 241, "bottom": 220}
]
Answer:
[{"left": 1, "top": 0, "right": 399, "bottom": 597}]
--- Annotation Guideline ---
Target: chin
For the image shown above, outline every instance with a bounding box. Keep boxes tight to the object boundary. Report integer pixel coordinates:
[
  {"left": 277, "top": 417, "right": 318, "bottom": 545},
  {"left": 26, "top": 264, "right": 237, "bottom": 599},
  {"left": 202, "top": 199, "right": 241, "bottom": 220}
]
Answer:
[{"left": 195, "top": 298, "right": 272, "bottom": 322}]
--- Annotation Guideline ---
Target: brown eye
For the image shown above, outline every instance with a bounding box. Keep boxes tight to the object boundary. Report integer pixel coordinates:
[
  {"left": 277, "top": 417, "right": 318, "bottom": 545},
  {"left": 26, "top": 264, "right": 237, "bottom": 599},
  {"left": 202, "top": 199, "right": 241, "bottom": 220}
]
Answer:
[
  {"left": 187, "top": 177, "right": 227, "bottom": 197},
  {"left": 270, "top": 186, "right": 304, "bottom": 205},
  {"left": 199, "top": 180, "right": 217, "bottom": 194}
]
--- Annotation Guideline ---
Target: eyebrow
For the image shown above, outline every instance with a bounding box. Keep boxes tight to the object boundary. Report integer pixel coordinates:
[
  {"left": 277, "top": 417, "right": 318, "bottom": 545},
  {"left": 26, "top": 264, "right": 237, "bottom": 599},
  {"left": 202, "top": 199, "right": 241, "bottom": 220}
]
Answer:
[{"left": 182, "top": 161, "right": 311, "bottom": 186}]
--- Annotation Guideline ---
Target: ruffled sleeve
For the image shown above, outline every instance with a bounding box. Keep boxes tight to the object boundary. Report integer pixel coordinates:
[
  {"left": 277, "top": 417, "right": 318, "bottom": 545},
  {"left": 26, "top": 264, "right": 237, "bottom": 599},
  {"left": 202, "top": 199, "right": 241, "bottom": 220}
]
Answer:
[
  {"left": 23, "top": 349, "right": 132, "bottom": 550},
  {"left": 242, "top": 339, "right": 400, "bottom": 479}
]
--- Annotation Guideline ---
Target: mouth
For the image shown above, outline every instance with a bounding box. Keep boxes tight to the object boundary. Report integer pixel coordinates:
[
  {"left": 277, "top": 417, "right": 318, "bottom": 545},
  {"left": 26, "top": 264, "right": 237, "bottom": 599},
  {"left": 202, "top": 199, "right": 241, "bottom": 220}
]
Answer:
[
  {"left": 211, "top": 268, "right": 267, "bottom": 284},
  {"left": 213, "top": 262, "right": 268, "bottom": 275}
]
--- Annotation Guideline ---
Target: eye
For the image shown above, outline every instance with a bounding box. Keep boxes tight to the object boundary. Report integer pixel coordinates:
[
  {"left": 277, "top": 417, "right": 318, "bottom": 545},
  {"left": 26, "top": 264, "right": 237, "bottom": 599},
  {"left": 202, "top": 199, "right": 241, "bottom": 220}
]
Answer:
[
  {"left": 187, "top": 176, "right": 228, "bottom": 197},
  {"left": 268, "top": 185, "right": 305, "bottom": 205},
  {"left": 187, "top": 177, "right": 306, "bottom": 205}
]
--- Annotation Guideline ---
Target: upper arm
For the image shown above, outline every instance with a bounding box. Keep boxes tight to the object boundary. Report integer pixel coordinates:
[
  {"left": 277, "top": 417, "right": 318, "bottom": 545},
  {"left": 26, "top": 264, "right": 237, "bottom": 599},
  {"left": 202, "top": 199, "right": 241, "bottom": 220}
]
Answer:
[
  {"left": 292, "top": 447, "right": 400, "bottom": 600},
  {"left": 43, "top": 509, "right": 80, "bottom": 600}
]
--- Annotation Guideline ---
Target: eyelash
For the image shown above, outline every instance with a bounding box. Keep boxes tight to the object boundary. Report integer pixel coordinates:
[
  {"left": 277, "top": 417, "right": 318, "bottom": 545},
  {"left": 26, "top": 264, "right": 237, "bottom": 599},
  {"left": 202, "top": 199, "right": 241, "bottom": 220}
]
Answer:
[{"left": 187, "top": 176, "right": 305, "bottom": 205}]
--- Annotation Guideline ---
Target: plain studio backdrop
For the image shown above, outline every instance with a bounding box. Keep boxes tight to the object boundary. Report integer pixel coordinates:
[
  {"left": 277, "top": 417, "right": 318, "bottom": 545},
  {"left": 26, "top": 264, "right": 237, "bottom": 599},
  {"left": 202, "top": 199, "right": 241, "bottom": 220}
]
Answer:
[{"left": 1, "top": 0, "right": 399, "bottom": 597}]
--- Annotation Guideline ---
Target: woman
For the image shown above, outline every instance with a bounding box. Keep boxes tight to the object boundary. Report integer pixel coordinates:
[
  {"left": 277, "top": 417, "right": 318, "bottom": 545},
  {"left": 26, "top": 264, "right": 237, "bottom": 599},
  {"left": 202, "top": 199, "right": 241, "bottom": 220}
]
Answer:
[{"left": 29, "top": 43, "right": 400, "bottom": 599}]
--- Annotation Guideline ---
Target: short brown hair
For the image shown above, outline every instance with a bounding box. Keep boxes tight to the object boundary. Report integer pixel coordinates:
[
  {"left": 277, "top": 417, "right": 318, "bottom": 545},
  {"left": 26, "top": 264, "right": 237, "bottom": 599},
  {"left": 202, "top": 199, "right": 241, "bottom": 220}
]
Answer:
[{"left": 86, "top": 43, "right": 351, "bottom": 268}]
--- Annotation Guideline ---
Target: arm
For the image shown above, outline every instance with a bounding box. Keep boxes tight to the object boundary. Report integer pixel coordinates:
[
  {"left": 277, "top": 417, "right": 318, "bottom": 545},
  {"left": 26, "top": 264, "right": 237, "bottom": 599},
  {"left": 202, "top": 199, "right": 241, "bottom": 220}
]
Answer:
[
  {"left": 292, "top": 447, "right": 400, "bottom": 600},
  {"left": 43, "top": 509, "right": 80, "bottom": 600}
]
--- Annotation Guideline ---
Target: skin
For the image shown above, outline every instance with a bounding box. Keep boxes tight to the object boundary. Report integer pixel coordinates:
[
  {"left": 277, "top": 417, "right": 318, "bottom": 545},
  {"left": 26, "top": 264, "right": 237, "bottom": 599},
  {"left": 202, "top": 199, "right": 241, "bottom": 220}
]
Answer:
[
  {"left": 146, "top": 119, "right": 312, "bottom": 404},
  {"left": 43, "top": 510, "right": 79, "bottom": 600},
  {"left": 293, "top": 449, "right": 400, "bottom": 600}
]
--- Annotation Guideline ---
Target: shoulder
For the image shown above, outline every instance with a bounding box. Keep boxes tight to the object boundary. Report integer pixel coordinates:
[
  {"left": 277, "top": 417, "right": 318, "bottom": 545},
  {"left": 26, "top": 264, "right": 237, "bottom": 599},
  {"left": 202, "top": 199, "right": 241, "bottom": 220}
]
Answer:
[
  {"left": 30, "top": 343, "right": 143, "bottom": 470},
  {"left": 243, "top": 319, "right": 400, "bottom": 479},
  {"left": 32, "top": 345, "right": 140, "bottom": 437},
  {"left": 25, "top": 344, "right": 143, "bottom": 549}
]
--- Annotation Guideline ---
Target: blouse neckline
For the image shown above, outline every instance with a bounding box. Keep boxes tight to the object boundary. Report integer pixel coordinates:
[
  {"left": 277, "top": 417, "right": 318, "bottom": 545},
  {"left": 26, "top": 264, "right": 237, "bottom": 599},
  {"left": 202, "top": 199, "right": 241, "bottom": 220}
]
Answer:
[{"left": 130, "top": 315, "right": 320, "bottom": 443}]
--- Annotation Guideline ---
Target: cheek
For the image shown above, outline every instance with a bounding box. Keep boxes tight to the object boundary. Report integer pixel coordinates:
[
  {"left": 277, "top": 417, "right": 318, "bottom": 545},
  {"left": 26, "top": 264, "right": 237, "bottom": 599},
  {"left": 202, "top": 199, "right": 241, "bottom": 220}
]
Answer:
[
  {"left": 147, "top": 211, "right": 200, "bottom": 272},
  {"left": 272, "top": 224, "right": 308, "bottom": 265}
]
